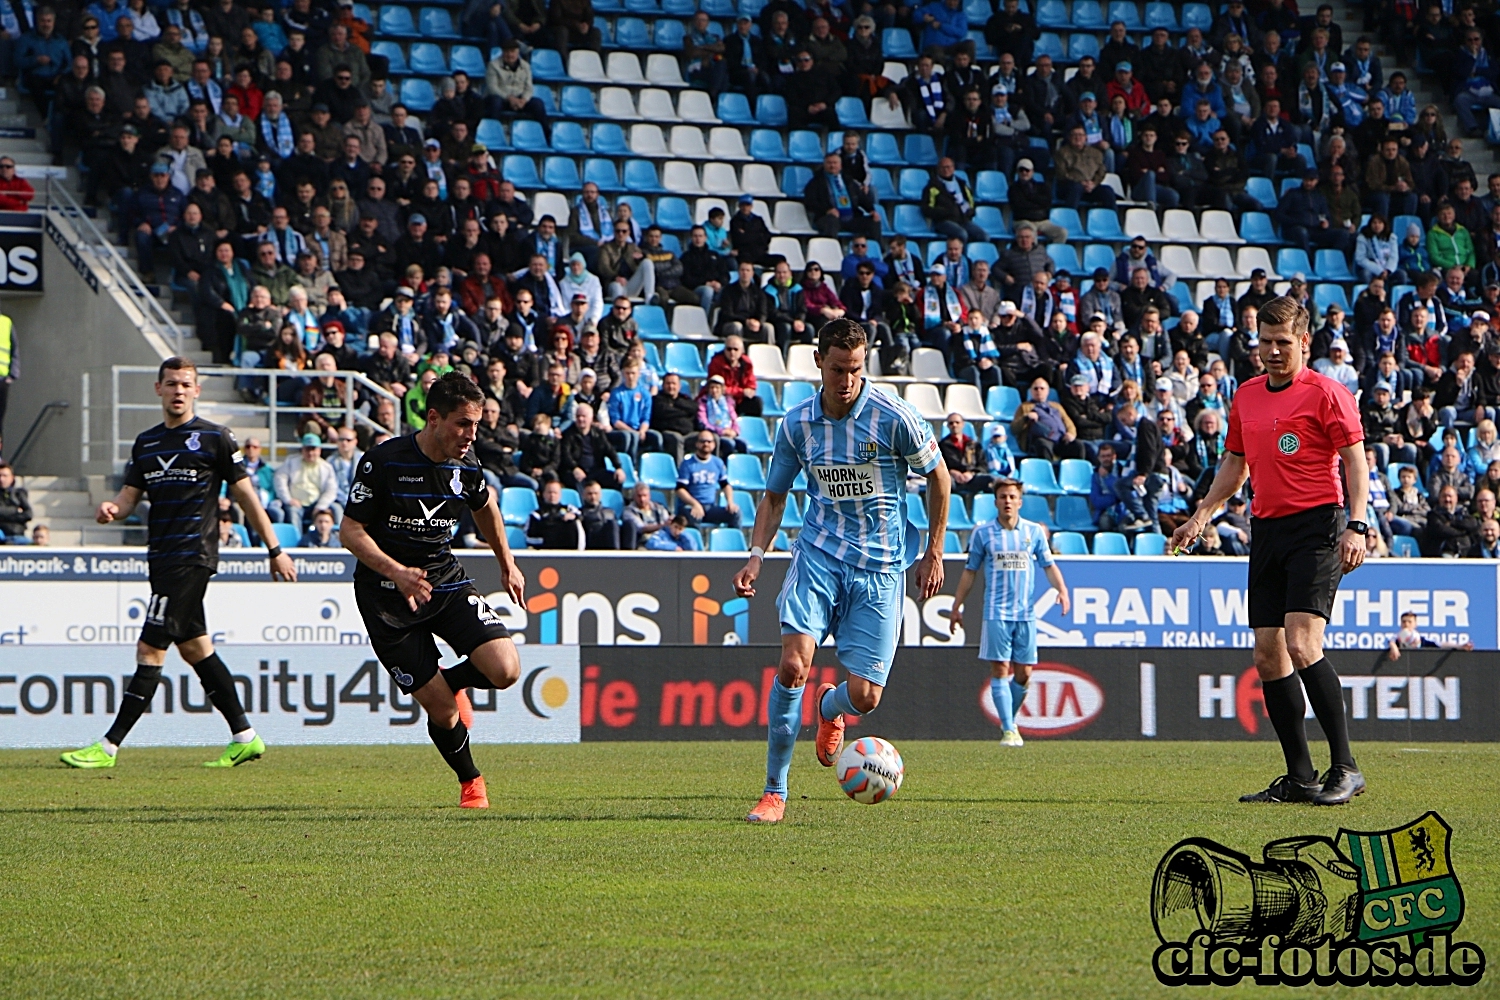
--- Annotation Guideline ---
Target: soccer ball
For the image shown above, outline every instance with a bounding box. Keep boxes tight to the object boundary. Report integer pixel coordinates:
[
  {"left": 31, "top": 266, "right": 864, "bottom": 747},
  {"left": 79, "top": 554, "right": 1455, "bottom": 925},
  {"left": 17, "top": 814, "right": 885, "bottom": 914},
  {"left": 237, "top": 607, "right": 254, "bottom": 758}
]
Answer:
[{"left": 836, "top": 737, "right": 905, "bottom": 804}]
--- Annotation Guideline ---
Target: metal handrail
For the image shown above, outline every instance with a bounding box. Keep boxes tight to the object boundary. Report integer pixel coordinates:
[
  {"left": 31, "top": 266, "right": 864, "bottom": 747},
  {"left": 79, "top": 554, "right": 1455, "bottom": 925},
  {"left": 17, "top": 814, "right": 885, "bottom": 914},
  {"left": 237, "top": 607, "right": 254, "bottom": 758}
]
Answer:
[
  {"left": 41, "top": 176, "right": 185, "bottom": 355},
  {"left": 10, "top": 400, "right": 69, "bottom": 468},
  {"left": 108, "top": 365, "right": 404, "bottom": 469}
]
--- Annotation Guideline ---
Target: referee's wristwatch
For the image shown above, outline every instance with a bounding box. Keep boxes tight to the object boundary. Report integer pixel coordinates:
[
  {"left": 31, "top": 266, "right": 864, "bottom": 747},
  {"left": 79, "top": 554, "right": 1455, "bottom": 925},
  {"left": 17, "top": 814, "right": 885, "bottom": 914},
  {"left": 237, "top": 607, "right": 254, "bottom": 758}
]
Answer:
[{"left": 1346, "top": 520, "right": 1370, "bottom": 537}]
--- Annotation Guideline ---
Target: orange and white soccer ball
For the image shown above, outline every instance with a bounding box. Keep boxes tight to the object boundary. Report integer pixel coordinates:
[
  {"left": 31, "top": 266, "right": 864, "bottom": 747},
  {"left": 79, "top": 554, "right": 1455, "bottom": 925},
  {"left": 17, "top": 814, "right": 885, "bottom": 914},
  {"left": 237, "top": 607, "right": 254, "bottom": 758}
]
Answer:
[{"left": 836, "top": 737, "right": 905, "bottom": 804}]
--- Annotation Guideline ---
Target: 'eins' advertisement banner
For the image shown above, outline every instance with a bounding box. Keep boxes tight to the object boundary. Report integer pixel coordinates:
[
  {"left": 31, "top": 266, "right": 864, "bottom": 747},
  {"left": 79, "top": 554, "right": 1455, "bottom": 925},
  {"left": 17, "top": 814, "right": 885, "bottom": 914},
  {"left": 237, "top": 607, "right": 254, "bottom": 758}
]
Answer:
[{"left": 578, "top": 647, "right": 1500, "bottom": 742}]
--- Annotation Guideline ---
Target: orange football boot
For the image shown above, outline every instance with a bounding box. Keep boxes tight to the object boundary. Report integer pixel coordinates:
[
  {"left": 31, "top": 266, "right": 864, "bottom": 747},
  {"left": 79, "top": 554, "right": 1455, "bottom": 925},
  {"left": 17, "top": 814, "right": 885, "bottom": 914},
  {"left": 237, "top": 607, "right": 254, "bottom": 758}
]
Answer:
[
  {"left": 745, "top": 792, "right": 785, "bottom": 823},
  {"left": 459, "top": 775, "right": 489, "bottom": 809},
  {"left": 813, "top": 682, "right": 845, "bottom": 766}
]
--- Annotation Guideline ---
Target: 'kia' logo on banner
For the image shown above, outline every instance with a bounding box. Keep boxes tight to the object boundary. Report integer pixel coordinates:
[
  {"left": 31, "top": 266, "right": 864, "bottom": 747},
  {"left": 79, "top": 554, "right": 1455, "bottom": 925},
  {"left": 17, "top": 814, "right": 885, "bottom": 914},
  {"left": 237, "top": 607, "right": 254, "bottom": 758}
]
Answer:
[{"left": 977, "top": 662, "right": 1105, "bottom": 736}]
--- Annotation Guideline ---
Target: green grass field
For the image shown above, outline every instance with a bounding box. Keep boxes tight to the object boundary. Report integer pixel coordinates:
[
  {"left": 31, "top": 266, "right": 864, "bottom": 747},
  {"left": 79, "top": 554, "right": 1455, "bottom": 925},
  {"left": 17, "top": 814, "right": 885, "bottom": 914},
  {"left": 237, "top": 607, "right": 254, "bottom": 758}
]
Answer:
[{"left": 2, "top": 741, "right": 1497, "bottom": 999}]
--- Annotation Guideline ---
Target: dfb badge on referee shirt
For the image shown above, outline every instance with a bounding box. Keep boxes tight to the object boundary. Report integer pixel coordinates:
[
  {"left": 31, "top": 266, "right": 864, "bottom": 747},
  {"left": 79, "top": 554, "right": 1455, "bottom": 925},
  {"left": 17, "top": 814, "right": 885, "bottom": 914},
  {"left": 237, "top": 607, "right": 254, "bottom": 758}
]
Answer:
[{"left": 1278, "top": 432, "right": 1300, "bottom": 455}]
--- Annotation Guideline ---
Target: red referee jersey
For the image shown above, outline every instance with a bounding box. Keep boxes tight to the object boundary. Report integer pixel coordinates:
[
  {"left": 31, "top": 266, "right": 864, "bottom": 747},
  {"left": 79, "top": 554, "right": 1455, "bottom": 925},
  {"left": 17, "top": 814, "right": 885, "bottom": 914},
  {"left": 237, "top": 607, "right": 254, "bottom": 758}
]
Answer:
[{"left": 1224, "top": 367, "right": 1364, "bottom": 519}]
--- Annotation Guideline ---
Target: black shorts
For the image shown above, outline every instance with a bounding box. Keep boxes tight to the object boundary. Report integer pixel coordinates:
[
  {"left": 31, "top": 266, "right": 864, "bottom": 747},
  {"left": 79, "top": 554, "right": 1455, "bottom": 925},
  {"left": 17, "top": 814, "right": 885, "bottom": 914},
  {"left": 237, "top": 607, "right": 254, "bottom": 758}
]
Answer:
[
  {"left": 140, "top": 564, "right": 213, "bottom": 649},
  {"left": 355, "top": 581, "right": 512, "bottom": 693},
  {"left": 1247, "top": 504, "right": 1346, "bottom": 629}
]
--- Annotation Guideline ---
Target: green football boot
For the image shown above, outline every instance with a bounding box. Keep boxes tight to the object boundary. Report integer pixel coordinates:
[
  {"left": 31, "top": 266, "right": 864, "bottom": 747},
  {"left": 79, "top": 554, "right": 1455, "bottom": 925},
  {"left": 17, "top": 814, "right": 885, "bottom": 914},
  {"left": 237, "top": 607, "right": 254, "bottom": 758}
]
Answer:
[
  {"left": 203, "top": 735, "right": 266, "bottom": 768},
  {"left": 60, "top": 742, "right": 117, "bottom": 769}
]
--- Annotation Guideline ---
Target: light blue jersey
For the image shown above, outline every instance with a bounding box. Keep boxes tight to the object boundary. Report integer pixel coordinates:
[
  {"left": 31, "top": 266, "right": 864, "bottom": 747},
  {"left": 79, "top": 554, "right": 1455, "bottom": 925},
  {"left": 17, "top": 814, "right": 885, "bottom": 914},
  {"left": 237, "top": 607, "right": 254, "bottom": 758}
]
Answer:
[
  {"left": 966, "top": 517, "right": 1054, "bottom": 621},
  {"left": 767, "top": 378, "right": 941, "bottom": 572}
]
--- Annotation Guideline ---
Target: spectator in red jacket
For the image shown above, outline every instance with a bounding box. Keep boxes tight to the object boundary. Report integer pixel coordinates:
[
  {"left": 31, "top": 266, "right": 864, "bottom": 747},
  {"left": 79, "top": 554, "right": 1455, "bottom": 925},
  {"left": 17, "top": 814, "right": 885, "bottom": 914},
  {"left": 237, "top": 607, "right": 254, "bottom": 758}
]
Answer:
[
  {"left": 706, "top": 333, "right": 761, "bottom": 417},
  {"left": 0, "top": 158, "right": 35, "bottom": 211}
]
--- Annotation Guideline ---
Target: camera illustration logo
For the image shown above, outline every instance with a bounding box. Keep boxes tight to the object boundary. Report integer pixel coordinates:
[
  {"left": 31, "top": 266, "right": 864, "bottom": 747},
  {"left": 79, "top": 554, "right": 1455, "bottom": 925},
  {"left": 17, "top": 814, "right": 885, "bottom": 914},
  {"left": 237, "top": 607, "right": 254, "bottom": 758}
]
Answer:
[{"left": 1151, "top": 812, "right": 1486, "bottom": 987}]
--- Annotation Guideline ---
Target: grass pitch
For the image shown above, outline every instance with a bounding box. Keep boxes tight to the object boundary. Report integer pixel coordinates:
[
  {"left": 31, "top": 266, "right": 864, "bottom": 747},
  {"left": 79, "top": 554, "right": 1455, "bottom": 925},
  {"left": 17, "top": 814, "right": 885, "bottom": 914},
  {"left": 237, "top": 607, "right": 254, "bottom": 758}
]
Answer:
[{"left": 1, "top": 741, "right": 1497, "bottom": 1000}]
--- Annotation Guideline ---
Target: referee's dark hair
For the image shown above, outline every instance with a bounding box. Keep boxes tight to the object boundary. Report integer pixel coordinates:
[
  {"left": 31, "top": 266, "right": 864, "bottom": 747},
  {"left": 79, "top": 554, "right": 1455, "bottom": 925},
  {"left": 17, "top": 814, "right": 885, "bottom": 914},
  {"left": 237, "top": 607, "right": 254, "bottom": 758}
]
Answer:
[
  {"left": 817, "top": 317, "right": 868, "bottom": 355},
  {"left": 426, "top": 371, "right": 485, "bottom": 418},
  {"left": 1257, "top": 295, "right": 1310, "bottom": 337}
]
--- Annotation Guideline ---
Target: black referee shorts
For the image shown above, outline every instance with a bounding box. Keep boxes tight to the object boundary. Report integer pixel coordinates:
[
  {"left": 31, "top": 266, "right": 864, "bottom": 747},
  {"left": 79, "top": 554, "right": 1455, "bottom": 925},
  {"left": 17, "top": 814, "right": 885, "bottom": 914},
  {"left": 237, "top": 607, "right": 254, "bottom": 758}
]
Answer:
[
  {"left": 355, "top": 582, "right": 512, "bottom": 694},
  {"left": 140, "top": 564, "right": 213, "bottom": 649},
  {"left": 1247, "top": 504, "right": 1346, "bottom": 629}
]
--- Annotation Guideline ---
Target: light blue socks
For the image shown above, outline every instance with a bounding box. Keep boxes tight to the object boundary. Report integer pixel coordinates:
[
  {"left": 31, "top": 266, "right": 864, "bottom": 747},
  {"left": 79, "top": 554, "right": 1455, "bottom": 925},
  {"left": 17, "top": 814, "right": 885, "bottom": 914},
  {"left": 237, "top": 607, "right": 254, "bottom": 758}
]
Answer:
[
  {"left": 819, "top": 681, "right": 862, "bottom": 721},
  {"left": 764, "top": 678, "right": 804, "bottom": 795},
  {"left": 990, "top": 677, "right": 1015, "bottom": 731}
]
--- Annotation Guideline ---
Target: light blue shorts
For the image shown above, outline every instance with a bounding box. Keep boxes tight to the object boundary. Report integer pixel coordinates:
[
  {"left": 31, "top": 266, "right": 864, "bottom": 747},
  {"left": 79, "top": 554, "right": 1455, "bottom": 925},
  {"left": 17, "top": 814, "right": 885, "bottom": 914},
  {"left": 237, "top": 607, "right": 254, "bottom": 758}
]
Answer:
[
  {"left": 979, "top": 619, "right": 1038, "bottom": 665},
  {"left": 777, "top": 541, "right": 904, "bottom": 687}
]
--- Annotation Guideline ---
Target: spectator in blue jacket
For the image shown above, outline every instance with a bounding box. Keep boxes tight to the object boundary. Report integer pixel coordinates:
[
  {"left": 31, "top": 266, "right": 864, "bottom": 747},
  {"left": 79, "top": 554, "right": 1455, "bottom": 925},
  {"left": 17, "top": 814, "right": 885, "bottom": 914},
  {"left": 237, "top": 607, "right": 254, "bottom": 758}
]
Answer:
[
  {"left": 16, "top": 8, "right": 71, "bottom": 115},
  {"left": 132, "top": 161, "right": 185, "bottom": 269},
  {"left": 840, "top": 234, "right": 888, "bottom": 285},
  {"left": 606, "top": 362, "right": 652, "bottom": 460},
  {"left": 1089, "top": 442, "right": 1125, "bottom": 527},
  {"left": 1452, "top": 29, "right": 1500, "bottom": 138},
  {"left": 1276, "top": 169, "right": 1353, "bottom": 260},
  {"left": 916, "top": 0, "right": 966, "bottom": 52},
  {"left": 1181, "top": 63, "right": 1226, "bottom": 120}
]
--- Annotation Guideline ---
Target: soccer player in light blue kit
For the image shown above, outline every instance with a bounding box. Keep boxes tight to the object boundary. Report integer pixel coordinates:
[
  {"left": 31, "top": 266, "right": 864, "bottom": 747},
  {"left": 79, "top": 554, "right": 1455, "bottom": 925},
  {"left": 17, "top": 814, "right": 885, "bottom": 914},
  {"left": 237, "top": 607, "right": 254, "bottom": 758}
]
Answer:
[
  {"left": 949, "top": 478, "right": 1070, "bottom": 747},
  {"left": 733, "top": 319, "right": 951, "bottom": 823}
]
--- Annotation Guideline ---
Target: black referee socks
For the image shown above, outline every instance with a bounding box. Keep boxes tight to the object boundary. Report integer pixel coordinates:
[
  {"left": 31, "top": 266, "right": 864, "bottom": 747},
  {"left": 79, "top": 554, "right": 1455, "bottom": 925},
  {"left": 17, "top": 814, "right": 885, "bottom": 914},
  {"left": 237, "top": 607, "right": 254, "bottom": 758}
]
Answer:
[
  {"left": 1261, "top": 673, "right": 1316, "bottom": 783},
  {"left": 190, "top": 653, "right": 251, "bottom": 735},
  {"left": 428, "top": 719, "right": 481, "bottom": 782},
  {"left": 1301, "top": 658, "right": 1357, "bottom": 769},
  {"left": 441, "top": 658, "right": 495, "bottom": 692}
]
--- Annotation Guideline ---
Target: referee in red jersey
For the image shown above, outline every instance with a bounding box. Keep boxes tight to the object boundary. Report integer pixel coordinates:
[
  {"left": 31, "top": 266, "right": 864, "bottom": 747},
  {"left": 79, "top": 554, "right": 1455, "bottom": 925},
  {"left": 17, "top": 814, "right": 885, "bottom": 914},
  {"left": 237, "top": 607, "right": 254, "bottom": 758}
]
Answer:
[{"left": 1170, "top": 297, "right": 1369, "bottom": 806}]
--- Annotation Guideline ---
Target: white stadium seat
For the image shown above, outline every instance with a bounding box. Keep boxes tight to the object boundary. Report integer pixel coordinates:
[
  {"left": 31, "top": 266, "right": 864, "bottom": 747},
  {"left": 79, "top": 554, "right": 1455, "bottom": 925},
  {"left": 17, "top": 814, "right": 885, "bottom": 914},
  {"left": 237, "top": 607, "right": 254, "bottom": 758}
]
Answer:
[
  {"left": 671, "top": 305, "right": 712, "bottom": 339},
  {"left": 870, "top": 100, "right": 910, "bottom": 130},
  {"left": 598, "top": 86, "right": 640, "bottom": 120},
  {"left": 693, "top": 197, "right": 728, "bottom": 224},
  {"left": 700, "top": 162, "right": 741, "bottom": 197},
  {"left": 739, "top": 163, "right": 780, "bottom": 197},
  {"left": 1123, "top": 208, "right": 1164, "bottom": 242},
  {"left": 668, "top": 125, "right": 709, "bottom": 158},
  {"left": 749, "top": 344, "right": 789, "bottom": 378},
  {"left": 768, "top": 236, "right": 805, "bottom": 271},
  {"left": 707, "top": 127, "right": 750, "bottom": 160},
  {"left": 675, "top": 89, "right": 719, "bottom": 122},
  {"left": 636, "top": 88, "right": 680, "bottom": 121},
  {"left": 909, "top": 347, "right": 953, "bottom": 383},
  {"left": 568, "top": 50, "right": 607, "bottom": 82},
  {"left": 1200, "top": 210, "right": 1244, "bottom": 244},
  {"left": 1235, "top": 246, "right": 1277, "bottom": 278},
  {"left": 606, "top": 52, "right": 646, "bottom": 84},
  {"left": 943, "top": 383, "right": 990, "bottom": 421},
  {"left": 1160, "top": 209, "right": 1202, "bottom": 243},
  {"left": 645, "top": 52, "right": 686, "bottom": 87},
  {"left": 1195, "top": 247, "right": 1236, "bottom": 281},
  {"left": 532, "top": 191, "right": 570, "bottom": 228},
  {"left": 772, "top": 201, "right": 815, "bottom": 235},
  {"left": 806, "top": 237, "right": 843, "bottom": 272},
  {"left": 1159, "top": 245, "right": 1202, "bottom": 279},
  {"left": 904, "top": 383, "right": 947, "bottom": 421},
  {"left": 628, "top": 123, "right": 667, "bottom": 156},
  {"left": 661, "top": 160, "right": 703, "bottom": 195},
  {"left": 786, "top": 344, "right": 821, "bottom": 380}
]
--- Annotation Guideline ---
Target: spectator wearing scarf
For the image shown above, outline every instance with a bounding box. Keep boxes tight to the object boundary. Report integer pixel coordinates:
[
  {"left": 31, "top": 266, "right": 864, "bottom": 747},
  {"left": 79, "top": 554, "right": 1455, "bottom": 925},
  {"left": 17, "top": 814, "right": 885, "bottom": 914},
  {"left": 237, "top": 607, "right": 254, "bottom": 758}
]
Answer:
[{"left": 921, "top": 262, "right": 965, "bottom": 346}]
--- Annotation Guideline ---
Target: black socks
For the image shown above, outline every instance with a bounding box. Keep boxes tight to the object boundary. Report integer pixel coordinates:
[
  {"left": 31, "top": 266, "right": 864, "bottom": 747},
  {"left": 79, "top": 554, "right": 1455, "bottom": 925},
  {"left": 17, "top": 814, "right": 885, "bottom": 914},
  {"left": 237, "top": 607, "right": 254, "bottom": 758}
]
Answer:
[
  {"left": 191, "top": 653, "right": 251, "bottom": 735},
  {"left": 1301, "top": 658, "right": 1356, "bottom": 769},
  {"left": 441, "top": 658, "right": 494, "bottom": 693},
  {"left": 1261, "top": 673, "right": 1316, "bottom": 783},
  {"left": 428, "top": 719, "right": 481, "bottom": 782},
  {"left": 104, "top": 663, "right": 163, "bottom": 746}
]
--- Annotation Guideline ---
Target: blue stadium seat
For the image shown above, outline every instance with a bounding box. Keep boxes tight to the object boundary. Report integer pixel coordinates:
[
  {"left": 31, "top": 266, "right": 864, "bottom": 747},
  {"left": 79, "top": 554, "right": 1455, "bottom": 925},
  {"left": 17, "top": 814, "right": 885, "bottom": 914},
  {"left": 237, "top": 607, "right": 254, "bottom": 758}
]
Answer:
[
  {"left": 584, "top": 157, "right": 624, "bottom": 191},
  {"left": 510, "top": 118, "right": 550, "bottom": 151},
  {"left": 1049, "top": 206, "right": 1082, "bottom": 234},
  {"left": 749, "top": 129, "right": 789, "bottom": 163},
  {"left": 400, "top": 78, "right": 435, "bottom": 111},
  {"left": 601, "top": 488, "right": 625, "bottom": 517},
  {"left": 755, "top": 94, "right": 788, "bottom": 127},
  {"left": 1072, "top": 0, "right": 1104, "bottom": 28},
  {"left": 739, "top": 0, "right": 767, "bottom": 17},
  {"left": 1277, "top": 248, "right": 1316, "bottom": 279},
  {"left": 1020, "top": 494, "right": 1055, "bottom": 528},
  {"left": 619, "top": 195, "right": 653, "bottom": 227},
  {"left": 969, "top": 29, "right": 996, "bottom": 59},
  {"left": 560, "top": 488, "right": 582, "bottom": 507},
  {"left": 782, "top": 164, "right": 813, "bottom": 196},
  {"left": 966, "top": 241, "right": 999, "bottom": 265},
  {"left": 1390, "top": 535, "right": 1419, "bottom": 557},
  {"left": 898, "top": 167, "right": 928, "bottom": 201},
  {"left": 740, "top": 416, "right": 774, "bottom": 454},
  {"left": 987, "top": 384, "right": 1020, "bottom": 419},
  {"left": 230, "top": 523, "right": 251, "bottom": 547},
  {"left": 634, "top": 304, "right": 671, "bottom": 339},
  {"left": 782, "top": 381, "right": 816, "bottom": 408},
  {"left": 836, "top": 96, "right": 873, "bottom": 128},
  {"left": 552, "top": 120, "right": 589, "bottom": 154},
  {"left": 1315, "top": 249, "right": 1354, "bottom": 281},
  {"left": 530, "top": 48, "right": 568, "bottom": 80},
  {"left": 1239, "top": 211, "right": 1279, "bottom": 244},
  {"left": 1035, "top": 0, "right": 1068, "bottom": 27},
  {"left": 1246, "top": 175, "right": 1277, "bottom": 209},
  {"left": 882, "top": 27, "right": 917, "bottom": 58},
  {"left": 1059, "top": 458, "right": 1092, "bottom": 494},
  {"left": 1134, "top": 532, "right": 1167, "bottom": 556},
  {"left": 974, "top": 205, "right": 1010, "bottom": 237},
  {"left": 773, "top": 529, "right": 792, "bottom": 551},
  {"left": 780, "top": 493, "right": 803, "bottom": 528},
  {"left": 948, "top": 495, "right": 975, "bottom": 530},
  {"left": 534, "top": 86, "right": 557, "bottom": 115},
  {"left": 543, "top": 156, "right": 580, "bottom": 188},
  {"left": 702, "top": 0, "right": 734, "bottom": 14},
  {"left": 1054, "top": 495, "right": 1095, "bottom": 531},
  {"left": 905, "top": 492, "right": 929, "bottom": 529},
  {"left": 965, "top": 0, "right": 993, "bottom": 20},
  {"left": 1086, "top": 208, "right": 1123, "bottom": 239},
  {"left": 273, "top": 523, "right": 302, "bottom": 549},
  {"left": 589, "top": 122, "right": 625, "bottom": 155},
  {"left": 1082, "top": 243, "right": 1114, "bottom": 273},
  {"left": 450, "top": 44, "right": 486, "bottom": 77},
  {"left": 717, "top": 92, "right": 753, "bottom": 124},
  {"left": 1020, "top": 457, "right": 1063, "bottom": 495},
  {"left": 1067, "top": 33, "right": 1100, "bottom": 61},
  {"left": 655, "top": 197, "right": 693, "bottom": 230},
  {"left": 975, "top": 170, "right": 1008, "bottom": 203},
  {"left": 419, "top": 7, "right": 459, "bottom": 38},
  {"left": 904, "top": 133, "right": 938, "bottom": 166},
  {"left": 1093, "top": 531, "right": 1130, "bottom": 555},
  {"left": 788, "top": 130, "right": 823, "bottom": 163},
  {"left": 1144, "top": 0, "right": 1179, "bottom": 29},
  {"left": 1053, "top": 531, "right": 1089, "bottom": 555},
  {"left": 558, "top": 84, "right": 598, "bottom": 118},
  {"left": 502, "top": 154, "right": 542, "bottom": 188},
  {"left": 664, "top": 341, "right": 706, "bottom": 377},
  {"left": 866, "top": 131, "right": 904, "bottom": 165},
  {"left": 1314, "top": 283, "right": 1350, "bottom": 314},
  {"left": 475, "top": 118, "right": 507, "bottom": 151},
  {"left": 639, "top": 452, "right": 678, "bottom": 490},
  {"left": 972, "top": 493, "right": 998, "bottom": 526},
  {"left": 351, "top": 2, "right": 372, "bottom": 21},
  {"left": 759, "top": 383, "right": 784, "bottom": 417},
  {"left": 371, "top": 40, "right": 409, "bottom": 75},
  {"left": 378, "top": 5, "right": 418, "bottom": 36},
  {"left": 506, "top": 526, "right": 528, "bottom": 549},
  {"left": 892, "top": 204, "right": 937, "bottom": 238},
  {"left": 867, "top": 166, "right": 897, "bottom": 202},
  {"left": 709, "top": 527, "right": 748, "bottom": 551},
  {"left": 1107, "top": 0, "right": 1142, "bottom": 28},
  {"left": 1180, "top": 2, "right": 1211, "bottom": 29},
  {"left": 614, "top": 16, "right": 650, "bottom": 48},
  {"left": 623, "top": 158, "right": 665, "bottom": 192},
  {"left": 1035, "top": 32, "right": 1064, "bottom": 60},
  {"left": 944, "top": 531, "right": 964, "bottom": 554},
  {"left": 1047, "top": 242, "right": 1080, "bottom": 273},
  {"left": 727, "top": 453, "right": 767, "bottom": 491}
]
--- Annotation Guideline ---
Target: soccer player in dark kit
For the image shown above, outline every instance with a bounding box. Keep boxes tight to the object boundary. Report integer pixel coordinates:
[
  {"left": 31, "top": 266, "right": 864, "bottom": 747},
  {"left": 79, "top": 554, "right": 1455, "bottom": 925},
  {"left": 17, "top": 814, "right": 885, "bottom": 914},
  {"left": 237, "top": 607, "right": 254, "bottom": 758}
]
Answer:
[
  {"left": 1171, "top": 297, "right": 1369, "bottom": 806},
  {"left": 62, "top": 357, "right": 298, "bottom": 770},
  {"left": 339, "top": 372, "right": 527, "bottom": 809}
]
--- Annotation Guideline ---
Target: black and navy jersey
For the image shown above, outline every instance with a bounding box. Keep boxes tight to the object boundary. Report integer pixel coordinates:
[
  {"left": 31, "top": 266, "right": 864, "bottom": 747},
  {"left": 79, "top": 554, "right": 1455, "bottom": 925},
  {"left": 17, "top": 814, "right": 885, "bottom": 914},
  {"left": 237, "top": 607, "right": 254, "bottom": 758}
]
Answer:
[
  {"left": 123, "top": 416, "right": 248, "bottom": 569},
  {"left": 343, "top": 434, "right": 491, "bottom": 593}
]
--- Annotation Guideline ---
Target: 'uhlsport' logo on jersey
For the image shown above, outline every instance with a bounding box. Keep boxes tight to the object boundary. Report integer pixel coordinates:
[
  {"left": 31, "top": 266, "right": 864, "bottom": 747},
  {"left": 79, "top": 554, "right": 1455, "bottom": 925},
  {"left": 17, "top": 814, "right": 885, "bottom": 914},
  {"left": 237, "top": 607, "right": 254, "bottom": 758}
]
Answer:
[
  {"left": 1279, "top": 432, "right": 1301, "bottom": 455},
  {"left": 1151, "top": 812, "right": 1486, "bottom": 988}
]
